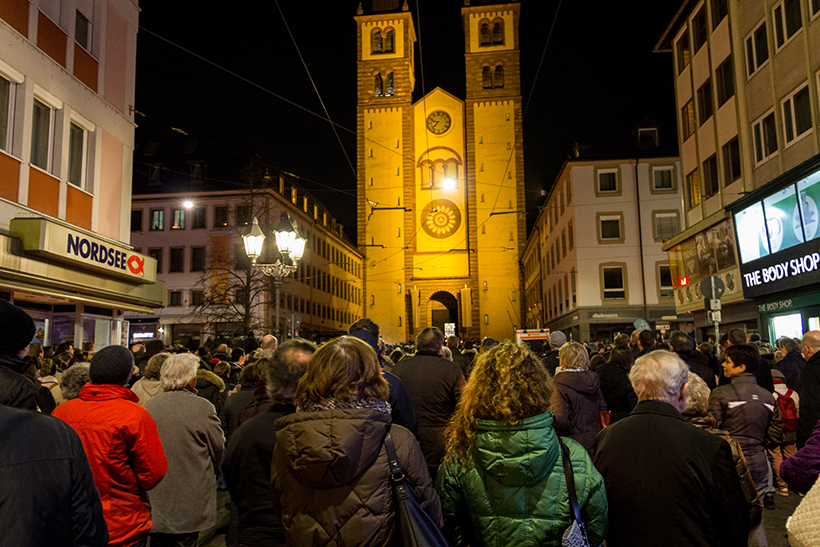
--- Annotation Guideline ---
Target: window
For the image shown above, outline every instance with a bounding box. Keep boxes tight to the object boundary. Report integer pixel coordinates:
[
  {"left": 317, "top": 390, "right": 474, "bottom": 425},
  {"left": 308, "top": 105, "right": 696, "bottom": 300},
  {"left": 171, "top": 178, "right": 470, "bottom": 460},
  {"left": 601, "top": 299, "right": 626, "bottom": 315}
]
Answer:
[
  {"left": 697, "top": 79, "right": 713, "bottom": 125},
  {"left": 31, "top": 98, "right": 54, "bottom": 171},
  {"left": 566, "top": 178, "right": 572, "bottom": 204},
  {"left": 384, "top": 29, "right": 394, "bottom": 53},
  {"left": 372, "top": 30, "right": 382, "bottom": 54},
  {"left": 150, "top": 209, "right": 164, "bottom": 231},
  {"left": 712, "top": 0, "right": 727, "bottom": 28},
  {"left": 168, "top": 291, "right": 182, "bottom": 307},
  {"left": 676, "top": 30, "right": 691, "bottom": 73},
  {"left": 568, "top": 221, "right": 574, "bottom": 250},
  {"left": 213, "top": 206, "right": 228, "bottom": 228},
  {"left": 67, "top": 122, "right": 89, "bottom": 188},
  {"left": 716, "top": 56, "right": 735, "bottom": 107},
  {"left": 681, "top": 100, "right": 695, "bottom": 139},
  {"left": 653, "top": 167, "right": 674, "bottom": 190},
  {"left": 191, "top": 290, "right": 204, "bottom": 307},
  {"left": 169, "top": 248, "right": 184, "bottom": 272},
  {"left": 191, "top": 247, "right": 205, "bottom": 272},
  {"left": 75, "top": 10, "right": 91, "bottom": 51},
  {"left": 773, "top": 0, "right": 802, "bottom": 50},
  {"left": 597, "top": 169, "right": 618, "bottom": 193},
  {"left": 702, "top": 154, "right": 719, "bottom": 198},
  {"left": 814, "top": 0, "right": 820, "bottom": 17},
  {"left": 148, "top": 248, "right": 162, "bottom": 273},
  {"left": 235, "top": 205, "right": 251, "bottom": 226},
  {"left": 482, "top": 66, "right": 492, "bottom": 89},
  {"left": 782, "top": 84, "right": 812, "bottom": 145},
  {"left": 0, "top": 76, "right": 14, "bottom": 153},
  {"left": 561, "top": 231, "right": 567, "bottom": 257},
  {"left": 171, "top": 208, "right": 185, "bottom": 230},
  {"left": 687, "top": 169, "right": 701, "bottom": 208},
  {"left": 479, "top": 22, "right": 490, "bottom": 45},
  {"left": 638, "top": 128, "right": 658, "bottom": 149},
  {"left": 386, "top": 72, "right": 394, "bottom": 96},
  {"left": 597, "top": 213, "right": 623, "bottom": 243},
  {"left": 235, "top": 289, "right": 249, "bottom": 306},
  {"left": 659, "top": 264, "right": 674, "bottom": 299},
  {"left": 654, "top": 212, "right": 679, "bottom": 241},
  {"left": 492, "top": 20, "right": 504, "bottom": 44},
  {"left": 494, "top": 66, "right": 504, "bottom": 88},
  {"left": 374, "top": 73, "right": 383, "bottom": 97},
  {"left": 722, "top": 137, "right": 741, "bottom": 184},
  {"left": 130, "top": 210, "right": 143, "bottom": 232},
  {"left": 571, "top": 267, "right": 577, "bottom": 304},
  {"left": 746, "top": 21, "right": 769, "bottom": 76},
  {"left": 602, "top": 265, "right": 626, "bottom": 300},
  {"left": 559, "top": 190, "right": 565, "bottom": 215},
  {"left": 692, "top": 7, "right": 708, "bottom": 52},
  {"left": 192, "top": 207, "right": 206, "bottom": 229},
  {"left": 753, "top": 111, "right": 778, "bottom": 164}
]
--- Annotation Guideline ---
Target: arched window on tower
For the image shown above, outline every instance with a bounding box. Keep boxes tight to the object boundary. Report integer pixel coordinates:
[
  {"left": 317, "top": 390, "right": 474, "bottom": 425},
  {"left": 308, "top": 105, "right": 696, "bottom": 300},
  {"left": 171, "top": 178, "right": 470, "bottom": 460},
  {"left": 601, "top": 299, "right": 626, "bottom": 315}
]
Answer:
[
  {"left": 492, "top": 20, "right": 504, "bottom": 44},
  {"left": 385, "top": 29, "right": 395, "bottom": 53},
  {"left": 494, "top": 65, "right": 505, "bottom": 88},
  {"left": 479, "top": 22, "right": 490, "bottom": 45},
  {"left": 372, "top": 30, "right": 383, "bottom": 54},
  {"left": 482, "top": 66, "right": 492, "bottom": 89},
  {"left": 374, "top": 73, "right": 383, "bottom": 97},
  {"left": 386, "top": 72, "right": 394, "bottom": 96}
]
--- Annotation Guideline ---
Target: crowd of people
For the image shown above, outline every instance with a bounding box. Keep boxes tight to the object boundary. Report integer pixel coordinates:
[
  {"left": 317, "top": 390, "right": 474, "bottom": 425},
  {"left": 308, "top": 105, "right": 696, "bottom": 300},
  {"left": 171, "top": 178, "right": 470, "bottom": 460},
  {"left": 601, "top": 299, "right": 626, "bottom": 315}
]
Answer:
[{"left": 2, "top": 293, "right": 820, "bottom": 546}]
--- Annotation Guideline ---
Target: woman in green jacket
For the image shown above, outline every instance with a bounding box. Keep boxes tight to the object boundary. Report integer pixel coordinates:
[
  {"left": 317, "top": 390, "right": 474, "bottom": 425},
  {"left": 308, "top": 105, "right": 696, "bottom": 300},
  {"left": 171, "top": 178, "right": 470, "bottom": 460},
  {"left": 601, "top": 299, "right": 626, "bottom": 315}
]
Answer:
[{"left": 438, "top": 341, "right": 608, "bottom": 547}]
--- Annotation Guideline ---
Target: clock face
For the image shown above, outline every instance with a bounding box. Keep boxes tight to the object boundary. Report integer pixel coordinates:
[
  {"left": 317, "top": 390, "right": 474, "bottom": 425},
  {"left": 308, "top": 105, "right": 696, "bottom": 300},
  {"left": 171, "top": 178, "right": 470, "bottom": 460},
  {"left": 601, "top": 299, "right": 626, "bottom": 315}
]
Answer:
[
  {"left": 422, "top": 199, "right": 461, "bottom": 239},
  {"left": 426, "top": 111, "right": 451, "bottom": 135}
]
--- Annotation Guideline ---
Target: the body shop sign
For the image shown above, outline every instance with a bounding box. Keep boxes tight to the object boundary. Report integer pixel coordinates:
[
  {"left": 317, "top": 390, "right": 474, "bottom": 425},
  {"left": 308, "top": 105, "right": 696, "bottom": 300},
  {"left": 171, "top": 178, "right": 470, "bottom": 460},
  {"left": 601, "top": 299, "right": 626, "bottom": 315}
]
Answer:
[{"left": 9, "top": 218, "right": 156, "bottom": 284}]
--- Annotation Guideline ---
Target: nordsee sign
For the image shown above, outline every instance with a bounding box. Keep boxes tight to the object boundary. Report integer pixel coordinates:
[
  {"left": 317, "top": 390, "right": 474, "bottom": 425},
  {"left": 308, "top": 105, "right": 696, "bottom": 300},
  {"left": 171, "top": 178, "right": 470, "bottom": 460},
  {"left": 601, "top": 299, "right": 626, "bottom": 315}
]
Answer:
[
  {"left": 9, "top": 218, "right": 156, "bottom": 283},
  {"left": 738, "top": 237, "right": 820, "bottom": 298}
]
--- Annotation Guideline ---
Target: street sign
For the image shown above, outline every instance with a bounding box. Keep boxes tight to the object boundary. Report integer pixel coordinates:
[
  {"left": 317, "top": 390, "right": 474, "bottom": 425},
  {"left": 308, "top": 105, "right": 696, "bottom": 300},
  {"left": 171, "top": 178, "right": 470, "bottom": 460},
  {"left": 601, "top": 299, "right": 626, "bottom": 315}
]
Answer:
[
  {"left": 700, "top": 276, "right": 726, "bottom": 300},
  {"left": 709, "top": 299, "right": 721, "bottom": 310},
  {"left": 708, "top": 310, "right": 722, "bottom": 323}
]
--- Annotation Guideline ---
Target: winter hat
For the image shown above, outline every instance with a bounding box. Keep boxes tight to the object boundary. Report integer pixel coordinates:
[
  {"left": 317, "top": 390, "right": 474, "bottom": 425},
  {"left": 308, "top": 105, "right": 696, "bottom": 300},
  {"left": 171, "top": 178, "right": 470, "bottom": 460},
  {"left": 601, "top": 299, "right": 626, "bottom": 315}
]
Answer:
[
  {"left": 0, "top": 298, "right": 36, "bottom": 354},
  {"left": 549, "top": 331, "right": 567, "bottom": 350},
  {"left": 89, "top": 345, "right": 135, "bottom": 385},
  {"left": 481, "top": 337, "right": 498, "bottom": 351}
]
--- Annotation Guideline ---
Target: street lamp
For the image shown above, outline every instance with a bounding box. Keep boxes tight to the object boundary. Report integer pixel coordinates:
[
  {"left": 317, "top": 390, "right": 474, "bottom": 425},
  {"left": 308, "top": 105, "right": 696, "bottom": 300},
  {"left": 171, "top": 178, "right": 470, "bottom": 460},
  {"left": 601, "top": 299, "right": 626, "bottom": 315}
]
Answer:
[{"left": 242, "top": 213, "right": 306, "bottom": 343}]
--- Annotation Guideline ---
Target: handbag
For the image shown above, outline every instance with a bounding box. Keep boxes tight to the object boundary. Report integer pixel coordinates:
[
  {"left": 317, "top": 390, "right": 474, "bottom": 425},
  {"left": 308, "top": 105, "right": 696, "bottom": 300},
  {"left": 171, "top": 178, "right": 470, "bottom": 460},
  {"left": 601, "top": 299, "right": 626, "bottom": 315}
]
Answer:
[
  {"left": 558, "top": 437, "right": 591, "bottom": 547},
  {"left": 384, "top": 428, "right": 450, "bottom": 547},
  {"left": 787, "top": 479, "right": 820, "bottom": 547}
]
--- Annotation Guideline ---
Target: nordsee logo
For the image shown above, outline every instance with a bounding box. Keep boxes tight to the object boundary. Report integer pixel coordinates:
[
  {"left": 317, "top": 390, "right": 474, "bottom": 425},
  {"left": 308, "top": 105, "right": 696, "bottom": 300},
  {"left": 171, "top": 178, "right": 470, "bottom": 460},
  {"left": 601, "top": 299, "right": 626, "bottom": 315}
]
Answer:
[{"left": 66, "top": 233, "right": 139, "bottom": 275}]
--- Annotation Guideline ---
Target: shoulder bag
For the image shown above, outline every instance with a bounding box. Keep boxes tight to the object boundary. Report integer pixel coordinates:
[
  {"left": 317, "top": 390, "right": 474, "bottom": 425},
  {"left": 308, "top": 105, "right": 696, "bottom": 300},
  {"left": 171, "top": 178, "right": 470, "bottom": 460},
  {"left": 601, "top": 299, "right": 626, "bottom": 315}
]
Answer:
[
  {"left": 558, "top": 437, "right": 591, "bottom": 547},
  {"left": 384, "top": 428, "right": 450, "bottom": 547}
]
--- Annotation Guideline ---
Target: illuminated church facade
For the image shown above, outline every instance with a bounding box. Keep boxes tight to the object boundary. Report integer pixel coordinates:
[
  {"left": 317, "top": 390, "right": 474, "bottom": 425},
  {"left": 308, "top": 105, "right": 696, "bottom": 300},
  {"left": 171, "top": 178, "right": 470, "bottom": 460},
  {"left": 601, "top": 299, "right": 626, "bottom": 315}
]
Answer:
[{"left": 356, "top": 0, "right": 525, "bottom": 343}]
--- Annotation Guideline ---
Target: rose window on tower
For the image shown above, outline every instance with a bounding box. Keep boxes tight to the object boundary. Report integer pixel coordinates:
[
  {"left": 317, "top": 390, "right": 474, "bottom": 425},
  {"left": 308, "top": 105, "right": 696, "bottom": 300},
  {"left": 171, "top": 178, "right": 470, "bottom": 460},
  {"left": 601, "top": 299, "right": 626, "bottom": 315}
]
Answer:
[{"left": 422, "top": 200, "right": 461, "bottom": 239}]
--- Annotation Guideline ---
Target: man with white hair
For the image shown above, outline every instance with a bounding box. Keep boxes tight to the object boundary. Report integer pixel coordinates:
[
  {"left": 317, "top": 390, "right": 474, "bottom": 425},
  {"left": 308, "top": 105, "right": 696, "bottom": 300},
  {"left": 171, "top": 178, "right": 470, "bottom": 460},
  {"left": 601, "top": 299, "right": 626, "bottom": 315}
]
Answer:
[
  {"left": 594, "top": 350, "right": 749, "bottom": 546},
  {"left": 144, "top": 354, "right": 225, "bottom": 547}
]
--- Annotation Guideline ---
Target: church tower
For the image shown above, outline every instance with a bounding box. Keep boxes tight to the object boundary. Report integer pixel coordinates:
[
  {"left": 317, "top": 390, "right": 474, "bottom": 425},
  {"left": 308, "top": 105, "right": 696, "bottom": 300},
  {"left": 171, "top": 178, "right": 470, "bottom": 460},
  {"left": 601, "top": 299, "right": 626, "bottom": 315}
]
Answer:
[
  {"left": 356, "top": 0, "right": 524, "bottom": 343},
  {"left": 462, "top": 0, "right": 525, "bottom": 339}
]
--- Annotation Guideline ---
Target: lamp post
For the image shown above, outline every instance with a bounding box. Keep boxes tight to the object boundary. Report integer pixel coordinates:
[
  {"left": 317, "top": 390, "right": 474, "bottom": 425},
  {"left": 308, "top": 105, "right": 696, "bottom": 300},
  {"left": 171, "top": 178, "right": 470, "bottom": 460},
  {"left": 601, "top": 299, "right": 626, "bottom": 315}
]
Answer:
[{"left": 242, "top": 213, "right": 306, "bottom": 343}]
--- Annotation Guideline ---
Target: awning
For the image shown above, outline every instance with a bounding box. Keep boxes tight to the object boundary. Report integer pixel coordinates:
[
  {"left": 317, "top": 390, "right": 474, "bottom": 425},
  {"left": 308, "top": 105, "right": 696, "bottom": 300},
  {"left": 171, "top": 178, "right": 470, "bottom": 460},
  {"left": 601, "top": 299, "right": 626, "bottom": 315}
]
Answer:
[{"left": 1, "top": 279, "right": 156, "bottom": 314}]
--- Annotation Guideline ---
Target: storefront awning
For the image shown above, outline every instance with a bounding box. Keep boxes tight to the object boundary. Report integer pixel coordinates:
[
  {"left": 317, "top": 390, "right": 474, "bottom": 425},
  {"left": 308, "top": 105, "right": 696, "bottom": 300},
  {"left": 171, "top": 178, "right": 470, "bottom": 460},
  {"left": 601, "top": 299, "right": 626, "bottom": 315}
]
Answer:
[{"left": 0, "top": 279, "right": 156, "bottom": 314}]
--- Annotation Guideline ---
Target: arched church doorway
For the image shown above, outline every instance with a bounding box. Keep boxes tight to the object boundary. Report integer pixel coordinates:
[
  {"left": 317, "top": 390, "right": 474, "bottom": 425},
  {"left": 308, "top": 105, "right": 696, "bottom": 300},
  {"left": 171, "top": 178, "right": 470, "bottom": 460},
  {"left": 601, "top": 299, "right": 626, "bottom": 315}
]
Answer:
[{"left": 429, "top": 291, "right": 459, "bottom": 335}]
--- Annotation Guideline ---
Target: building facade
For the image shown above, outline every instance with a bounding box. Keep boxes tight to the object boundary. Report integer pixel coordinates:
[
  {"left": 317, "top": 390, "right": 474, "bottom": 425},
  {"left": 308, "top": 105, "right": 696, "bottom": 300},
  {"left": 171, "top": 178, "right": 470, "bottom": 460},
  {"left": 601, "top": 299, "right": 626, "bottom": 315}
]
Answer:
[
  {"left": 127, "top": 183, "right": 364, "bottom": 347},
  {"left": 355, "top": 0, "right": 525, "bottom": 343},
  {"left": 528, "top": 148, "right": 686, "bottom": 342},
  {"left": 0, "top": 0, "right": 162, "bottom": 349},
  {"left": 657, "top": 0, "right": 820, "bottom": 340}
]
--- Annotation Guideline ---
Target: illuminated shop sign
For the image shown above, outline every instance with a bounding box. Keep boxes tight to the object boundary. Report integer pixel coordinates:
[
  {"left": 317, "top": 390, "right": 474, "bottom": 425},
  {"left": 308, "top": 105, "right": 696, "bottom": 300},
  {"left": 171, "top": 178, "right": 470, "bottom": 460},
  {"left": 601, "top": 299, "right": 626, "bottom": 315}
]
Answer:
[
  {"left": 733, "top": 167, "right": 820, "bottom": 298},
  {"left": 9, "top": 218, "right": 157, "bottom": 284}
]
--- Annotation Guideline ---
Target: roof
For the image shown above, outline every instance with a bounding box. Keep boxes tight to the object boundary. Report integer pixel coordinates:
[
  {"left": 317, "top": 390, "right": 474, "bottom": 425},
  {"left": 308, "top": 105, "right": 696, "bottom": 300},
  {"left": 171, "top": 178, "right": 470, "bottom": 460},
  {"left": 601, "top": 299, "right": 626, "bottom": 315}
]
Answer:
[
  {"left": 654, "top": 0, "right": 696, "bottom": 52},
  {"left": 358, "top": 0, "right": 405, "bottom": 15}
]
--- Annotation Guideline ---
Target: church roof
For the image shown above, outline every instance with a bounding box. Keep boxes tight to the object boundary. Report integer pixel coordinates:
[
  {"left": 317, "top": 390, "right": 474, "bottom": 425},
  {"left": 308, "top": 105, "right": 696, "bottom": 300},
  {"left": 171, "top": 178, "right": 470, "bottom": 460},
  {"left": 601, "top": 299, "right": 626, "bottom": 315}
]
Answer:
[{"left": 359, "top": 0, "right": 403, "bottom": 14}]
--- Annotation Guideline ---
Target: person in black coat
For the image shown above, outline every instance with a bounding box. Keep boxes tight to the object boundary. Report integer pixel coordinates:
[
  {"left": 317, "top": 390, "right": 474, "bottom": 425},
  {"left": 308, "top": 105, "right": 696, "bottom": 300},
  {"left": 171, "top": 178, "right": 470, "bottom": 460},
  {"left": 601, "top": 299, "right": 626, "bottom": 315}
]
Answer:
[
  {"left": 775, "top": 336, "right": 806, "bottom": 392},
  {"left": 669, "top": 330, "right": 716, "bottom": 389},
  {"left": 594, "top": 350, "right": 749, "bottom": 547},
  {"left": 798, "top": 331, "right": 820, "bottom": 449},
  {"left": 596, "top": 346, "right": 637, "bottom": 423},
  {"left": 222, "top": 339, "right": 316, "bottom": 547},
  {"left": 0, "top": 404, "right": 108, "bottom": 546},
  {"left": 0, "top": 299, "right": 39, "bottom": 410}
]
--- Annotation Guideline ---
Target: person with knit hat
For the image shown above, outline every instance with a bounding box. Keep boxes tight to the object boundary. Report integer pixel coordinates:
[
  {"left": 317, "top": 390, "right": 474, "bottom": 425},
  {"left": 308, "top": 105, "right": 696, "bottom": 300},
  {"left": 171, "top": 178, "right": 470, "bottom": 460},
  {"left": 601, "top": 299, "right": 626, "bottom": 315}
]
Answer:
[
  {"left": 0, "top": 298, "right": 39, "bottom": 410},
  {"left": 54, "top": 345, "right": 168, "bottom": 547}
]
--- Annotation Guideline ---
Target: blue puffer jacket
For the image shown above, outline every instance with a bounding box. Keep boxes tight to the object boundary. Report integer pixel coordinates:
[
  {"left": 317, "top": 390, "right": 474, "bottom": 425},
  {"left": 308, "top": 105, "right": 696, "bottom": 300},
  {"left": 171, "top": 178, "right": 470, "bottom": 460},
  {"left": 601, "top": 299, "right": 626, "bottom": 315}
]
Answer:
[{"left": 437, "top": 411, "right": 608, "bottom": 547}]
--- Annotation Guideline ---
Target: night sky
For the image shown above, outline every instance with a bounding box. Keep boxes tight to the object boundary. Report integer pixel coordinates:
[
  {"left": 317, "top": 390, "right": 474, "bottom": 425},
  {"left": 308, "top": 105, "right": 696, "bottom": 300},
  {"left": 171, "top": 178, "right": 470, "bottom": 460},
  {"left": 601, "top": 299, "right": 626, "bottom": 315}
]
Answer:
[{"left": 134, "top": 1, "right": 682, "bottom": 239}]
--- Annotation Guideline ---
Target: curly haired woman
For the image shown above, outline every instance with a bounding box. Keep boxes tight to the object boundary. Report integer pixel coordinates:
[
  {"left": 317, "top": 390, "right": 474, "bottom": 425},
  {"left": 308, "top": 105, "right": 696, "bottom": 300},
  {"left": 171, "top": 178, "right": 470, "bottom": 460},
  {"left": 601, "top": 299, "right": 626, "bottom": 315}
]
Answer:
[{"left": 438, "top": 341, "right": 608, "bottom": 547}]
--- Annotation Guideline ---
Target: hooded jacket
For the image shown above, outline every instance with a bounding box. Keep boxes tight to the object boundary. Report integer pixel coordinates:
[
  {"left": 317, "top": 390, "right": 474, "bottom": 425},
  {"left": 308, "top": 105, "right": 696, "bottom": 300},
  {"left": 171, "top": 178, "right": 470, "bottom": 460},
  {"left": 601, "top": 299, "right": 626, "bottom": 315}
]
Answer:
[
  {"left": 195, "top": 369, "right": 225, "bottom": 414},
  {"left": 53, "top": 384, "right": 168, "bottom": 547},
  {"left": 0, "top": 352, "right": 38, "bottom": 410},
  {"left": 270, "top": 407, "right": 440, "bottom": 547},
  {"left": 130, "top": 377, "right": 162, "bottom": 405},
  {"left": 551, "top": 368, "right": 607, "bottom": 454},
  {"left": 437, "top": 412, "right": 608, "bottom": 547}
]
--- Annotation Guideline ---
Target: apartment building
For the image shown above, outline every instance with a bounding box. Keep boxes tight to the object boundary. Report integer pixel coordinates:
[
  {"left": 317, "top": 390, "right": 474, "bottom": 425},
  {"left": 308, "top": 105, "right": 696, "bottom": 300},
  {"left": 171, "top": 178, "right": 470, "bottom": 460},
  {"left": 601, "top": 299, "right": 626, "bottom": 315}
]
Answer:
[
  {"left": 527, "top": 124, "right": 685, "bottom": 342},
  {"left": 0, "top": 0, "right": 163, "bottom": 349},
  {"left": 657, "top": 0, "right": 820, "bottom": 340}
]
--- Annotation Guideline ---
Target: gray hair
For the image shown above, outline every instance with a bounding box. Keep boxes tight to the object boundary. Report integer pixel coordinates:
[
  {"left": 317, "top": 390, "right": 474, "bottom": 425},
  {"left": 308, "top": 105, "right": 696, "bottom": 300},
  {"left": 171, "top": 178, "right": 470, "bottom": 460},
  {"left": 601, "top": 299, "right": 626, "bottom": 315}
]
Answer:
[
  {"left": 160, "top": 353, "right": 199, "bottom": 391},
  {"left": 683, "top": 371, "right": 710, "bottom": 418},
  {"left": 144, "top": 352, "right": 171, "bottom": 381},
  {"left": 441, "top": 347, "right": 453, "bottom": 361},
  {"left": 629, "top": 350, "right": 688, "bottom": 409},
  {"left": 60, "top": 363, "right": 91, "bottom": 400},
  {"left": 779, "top": 337, "right": 800, "bottom": 354},
  {"left": 558, "top": 342, "right": 590, "bottom": 370}
]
